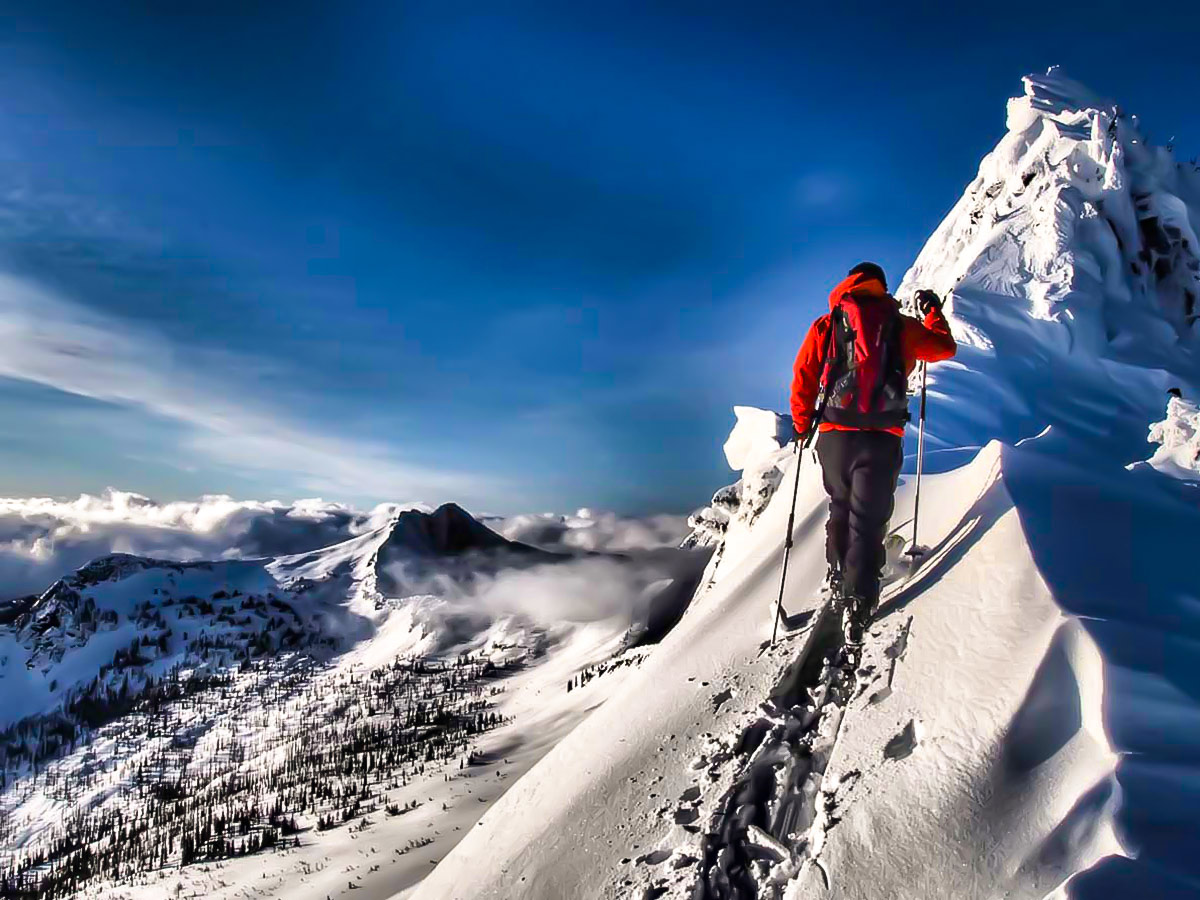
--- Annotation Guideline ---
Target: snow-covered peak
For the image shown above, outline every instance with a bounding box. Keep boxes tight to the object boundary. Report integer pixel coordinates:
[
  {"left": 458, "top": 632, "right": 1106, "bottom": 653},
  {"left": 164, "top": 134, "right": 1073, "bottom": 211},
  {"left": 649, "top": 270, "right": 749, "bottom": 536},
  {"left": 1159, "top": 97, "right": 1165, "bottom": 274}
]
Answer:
[
  {"left": 897, "top": 70, "right": 1200, "bottom": 462},
  {"left": 1018, "top": 66, "right": 1114, "bottom": 123},
  {"left": 902, "top": 67, "right": 1200, "bottom": 354},
  {"left": 269, "top": 502, "right": 560, "bottom": 618}
]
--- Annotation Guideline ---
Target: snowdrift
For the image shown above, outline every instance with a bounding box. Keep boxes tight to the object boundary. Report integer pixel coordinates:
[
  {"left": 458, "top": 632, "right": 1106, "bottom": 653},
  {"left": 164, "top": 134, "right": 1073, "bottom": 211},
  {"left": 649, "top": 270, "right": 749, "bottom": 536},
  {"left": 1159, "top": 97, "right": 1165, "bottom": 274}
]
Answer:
[
  {"left": 411, "top": 70, "right": 1200, "bottom": 899},
  {"left": 1141, "top": 393, "right": 1200, "bottom": 480}
]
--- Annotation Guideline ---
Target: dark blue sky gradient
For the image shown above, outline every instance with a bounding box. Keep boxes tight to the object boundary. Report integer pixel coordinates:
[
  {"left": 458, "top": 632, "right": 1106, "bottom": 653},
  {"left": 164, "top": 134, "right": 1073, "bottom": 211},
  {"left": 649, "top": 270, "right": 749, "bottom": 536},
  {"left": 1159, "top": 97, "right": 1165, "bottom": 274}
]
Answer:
[{"left": 0, "top": 1, "right": 1197, "bottom": 511}]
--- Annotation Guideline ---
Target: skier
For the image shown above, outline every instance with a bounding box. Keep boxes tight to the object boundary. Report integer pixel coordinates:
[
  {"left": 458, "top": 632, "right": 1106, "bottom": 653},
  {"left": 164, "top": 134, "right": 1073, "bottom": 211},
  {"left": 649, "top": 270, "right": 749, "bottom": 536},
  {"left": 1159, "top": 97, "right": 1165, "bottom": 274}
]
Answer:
[{"left": 790, "top": 262, "right": 956, "bottom": 668}]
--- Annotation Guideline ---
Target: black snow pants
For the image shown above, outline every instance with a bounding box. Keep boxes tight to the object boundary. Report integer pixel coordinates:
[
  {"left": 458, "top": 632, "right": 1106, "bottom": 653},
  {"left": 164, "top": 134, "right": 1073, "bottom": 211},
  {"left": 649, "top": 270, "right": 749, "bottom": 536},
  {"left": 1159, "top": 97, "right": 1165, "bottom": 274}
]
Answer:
[{"left": 816, "top": 429, "right": 904, "bottom": 606}]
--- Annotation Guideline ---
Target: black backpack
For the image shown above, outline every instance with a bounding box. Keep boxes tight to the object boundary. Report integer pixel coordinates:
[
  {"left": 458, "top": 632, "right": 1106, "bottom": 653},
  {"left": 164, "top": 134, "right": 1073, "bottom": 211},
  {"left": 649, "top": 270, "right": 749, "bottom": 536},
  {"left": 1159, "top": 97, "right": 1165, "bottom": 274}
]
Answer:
[{"left": 820, "top": 292, "right": 910, "bottom": 429}]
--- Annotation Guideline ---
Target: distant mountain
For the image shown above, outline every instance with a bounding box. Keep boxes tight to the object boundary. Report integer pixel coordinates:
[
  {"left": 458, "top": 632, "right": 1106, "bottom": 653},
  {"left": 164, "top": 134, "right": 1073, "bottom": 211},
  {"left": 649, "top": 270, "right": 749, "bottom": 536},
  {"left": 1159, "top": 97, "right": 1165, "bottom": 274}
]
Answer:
[
  {"left": 389, "top": 502, "right": 543, "bottom": 557},
  {"left": 0, "top": 504, "right": 559, "bottom": 734},
  {"left": 374, "top": 502, "right": 560, "bottom": 593}
]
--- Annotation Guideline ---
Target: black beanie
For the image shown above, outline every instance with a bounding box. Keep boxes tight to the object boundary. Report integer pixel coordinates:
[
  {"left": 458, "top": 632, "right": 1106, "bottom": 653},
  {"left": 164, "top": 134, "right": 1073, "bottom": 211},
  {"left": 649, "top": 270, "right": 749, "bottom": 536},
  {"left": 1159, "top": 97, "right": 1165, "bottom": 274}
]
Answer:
[{"left": 848, "top": 261, "right": 887, "bottom": 289}]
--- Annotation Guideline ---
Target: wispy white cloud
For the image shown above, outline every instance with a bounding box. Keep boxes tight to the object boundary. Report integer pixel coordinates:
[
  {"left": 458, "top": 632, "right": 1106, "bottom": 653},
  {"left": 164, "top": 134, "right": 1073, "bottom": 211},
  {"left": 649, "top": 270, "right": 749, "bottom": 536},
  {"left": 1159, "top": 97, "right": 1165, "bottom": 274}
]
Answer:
[
  {"left": 0, "top": 272, "right": 488, "bottom": 502},
  {"left": 0, "top": 489, "right": 406, "bottom": 597},
  {"left": 490, "top": 508, "right": 689, "bottom": 552}
]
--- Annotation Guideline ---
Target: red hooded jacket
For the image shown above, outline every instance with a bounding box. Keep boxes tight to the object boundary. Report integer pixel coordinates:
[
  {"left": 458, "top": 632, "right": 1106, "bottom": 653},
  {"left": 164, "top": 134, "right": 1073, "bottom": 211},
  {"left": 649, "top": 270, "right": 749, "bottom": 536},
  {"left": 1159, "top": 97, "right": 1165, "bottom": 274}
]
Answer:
[{"left": 790, "top": 272, "right": 957, "bottom": 437}]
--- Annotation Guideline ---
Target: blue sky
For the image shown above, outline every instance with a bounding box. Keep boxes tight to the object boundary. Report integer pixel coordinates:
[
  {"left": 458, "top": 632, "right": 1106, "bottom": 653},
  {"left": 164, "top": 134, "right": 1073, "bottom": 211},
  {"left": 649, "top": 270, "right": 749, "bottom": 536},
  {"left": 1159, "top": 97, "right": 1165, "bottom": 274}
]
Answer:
[{"left": 0, "top": 1, "right": 1197, "bottom": 513}]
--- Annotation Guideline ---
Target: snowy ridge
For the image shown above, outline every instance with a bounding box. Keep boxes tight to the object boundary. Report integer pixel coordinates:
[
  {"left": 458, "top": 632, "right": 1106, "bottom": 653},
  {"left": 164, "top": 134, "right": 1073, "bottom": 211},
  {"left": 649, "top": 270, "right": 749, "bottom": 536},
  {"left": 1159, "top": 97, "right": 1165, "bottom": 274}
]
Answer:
[
  {"left": 411, "top": 436, "right": 1124, "bottom": 900},
  {"left": 411, "top": 71, "right": 1200, "bottom": 899},
  {"left": 891, "top": 71, "right": 1200, "bottom": 894}
]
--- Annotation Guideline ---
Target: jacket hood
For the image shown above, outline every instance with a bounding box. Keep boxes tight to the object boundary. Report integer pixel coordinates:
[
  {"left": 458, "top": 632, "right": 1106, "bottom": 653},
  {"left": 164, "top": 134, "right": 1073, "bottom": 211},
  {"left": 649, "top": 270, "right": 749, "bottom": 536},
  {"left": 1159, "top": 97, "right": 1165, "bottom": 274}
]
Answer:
[{"left": 828, "top": 272, "right": 891, "bottom": 310}]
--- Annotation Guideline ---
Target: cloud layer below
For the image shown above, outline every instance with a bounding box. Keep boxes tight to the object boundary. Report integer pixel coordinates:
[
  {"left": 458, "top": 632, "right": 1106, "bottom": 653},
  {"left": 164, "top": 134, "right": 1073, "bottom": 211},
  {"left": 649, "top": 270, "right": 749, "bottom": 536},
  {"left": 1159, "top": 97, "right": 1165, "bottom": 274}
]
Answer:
[{"left": 0, "top": 489, "right": 692, "bottom": 599}]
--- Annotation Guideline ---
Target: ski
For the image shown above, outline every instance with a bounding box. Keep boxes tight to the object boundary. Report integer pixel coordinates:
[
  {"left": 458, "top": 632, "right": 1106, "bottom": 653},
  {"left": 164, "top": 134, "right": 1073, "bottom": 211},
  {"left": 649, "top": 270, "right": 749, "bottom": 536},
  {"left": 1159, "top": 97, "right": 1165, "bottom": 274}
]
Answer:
[{"left": 869, "top": 615, "right": 914, "bottom": 705}]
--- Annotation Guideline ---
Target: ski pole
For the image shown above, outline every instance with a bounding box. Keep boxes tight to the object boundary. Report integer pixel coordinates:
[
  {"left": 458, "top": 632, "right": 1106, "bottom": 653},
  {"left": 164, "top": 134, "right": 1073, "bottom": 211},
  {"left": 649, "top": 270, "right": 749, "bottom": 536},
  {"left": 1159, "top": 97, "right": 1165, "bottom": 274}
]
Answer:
[
  {"left": 771, "top": 423, "right": 818, "bottom": 647},
  {"left": 908, "top": 361, "right": 928, "bottom": 555}
]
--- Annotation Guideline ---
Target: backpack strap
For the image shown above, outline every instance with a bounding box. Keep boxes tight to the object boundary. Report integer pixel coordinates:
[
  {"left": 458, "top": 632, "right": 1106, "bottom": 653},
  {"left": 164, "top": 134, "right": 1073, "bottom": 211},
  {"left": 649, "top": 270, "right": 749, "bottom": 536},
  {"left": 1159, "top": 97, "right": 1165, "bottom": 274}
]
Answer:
[
  {"left": 813, "top": 301, "right": 845, "bottom": 427},
  {"left": 823, "top": 304, "right": 846, "bottom": 387},
  {"left": 868, "top": 302, "right": 903, "bottom": 409}
]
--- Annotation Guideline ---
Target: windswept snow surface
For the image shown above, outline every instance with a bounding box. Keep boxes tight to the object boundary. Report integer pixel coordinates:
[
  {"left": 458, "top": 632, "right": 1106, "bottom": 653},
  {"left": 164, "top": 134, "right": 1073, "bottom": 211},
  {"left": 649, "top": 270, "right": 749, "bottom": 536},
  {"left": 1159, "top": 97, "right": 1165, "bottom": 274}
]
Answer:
[{"left": 410, "top": 70, "right": 1200, "bottom": 899}]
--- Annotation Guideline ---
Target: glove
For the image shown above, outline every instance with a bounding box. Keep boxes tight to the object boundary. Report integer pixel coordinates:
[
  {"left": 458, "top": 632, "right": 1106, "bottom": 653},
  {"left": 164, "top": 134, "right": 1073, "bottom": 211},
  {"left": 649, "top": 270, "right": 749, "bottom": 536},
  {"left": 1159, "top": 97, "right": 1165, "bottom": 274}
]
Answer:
[{"left": 915, "top": 289, "right": 943, "bottom": 315}]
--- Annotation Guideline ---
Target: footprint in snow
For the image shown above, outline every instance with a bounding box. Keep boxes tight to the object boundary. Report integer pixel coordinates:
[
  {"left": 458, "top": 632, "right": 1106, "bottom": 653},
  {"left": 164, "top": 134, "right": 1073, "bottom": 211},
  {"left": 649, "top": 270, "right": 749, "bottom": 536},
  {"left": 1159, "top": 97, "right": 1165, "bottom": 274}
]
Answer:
[
  {"left": 884, "top": 719, "right": 921, "bottom": 760},
  {"left": 636, "top": 850, "right": 672, "bottom": 866},
  {"left": 710, "top": 688, "right": 733, "bottom": 713}
]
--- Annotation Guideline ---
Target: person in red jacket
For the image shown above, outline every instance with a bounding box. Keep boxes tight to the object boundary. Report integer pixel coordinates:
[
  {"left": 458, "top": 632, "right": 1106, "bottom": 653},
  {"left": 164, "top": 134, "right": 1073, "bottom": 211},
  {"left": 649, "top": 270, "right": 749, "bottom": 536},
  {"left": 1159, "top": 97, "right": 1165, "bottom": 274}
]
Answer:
[{"left": 790, "top": 262, "right": 956, "bottom": 655}]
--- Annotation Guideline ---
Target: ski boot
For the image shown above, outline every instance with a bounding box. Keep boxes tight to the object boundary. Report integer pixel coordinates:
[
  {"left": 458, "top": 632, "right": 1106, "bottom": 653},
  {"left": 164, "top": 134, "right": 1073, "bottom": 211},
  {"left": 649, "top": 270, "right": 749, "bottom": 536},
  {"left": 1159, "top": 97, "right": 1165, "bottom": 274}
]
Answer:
[{"left": 834, "top": 594, "right": 871, "bottom": 698}]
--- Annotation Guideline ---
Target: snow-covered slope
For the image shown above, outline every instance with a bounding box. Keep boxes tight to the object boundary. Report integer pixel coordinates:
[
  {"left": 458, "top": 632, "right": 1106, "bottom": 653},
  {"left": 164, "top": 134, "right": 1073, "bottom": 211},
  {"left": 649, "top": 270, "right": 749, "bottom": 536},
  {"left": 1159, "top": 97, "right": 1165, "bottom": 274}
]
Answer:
[
  {"left": 410, "top": 70, "right": 1200, "bottom": 899},
  {"left": 0, "top": 503, "right": 704, "bottom": 898}
]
